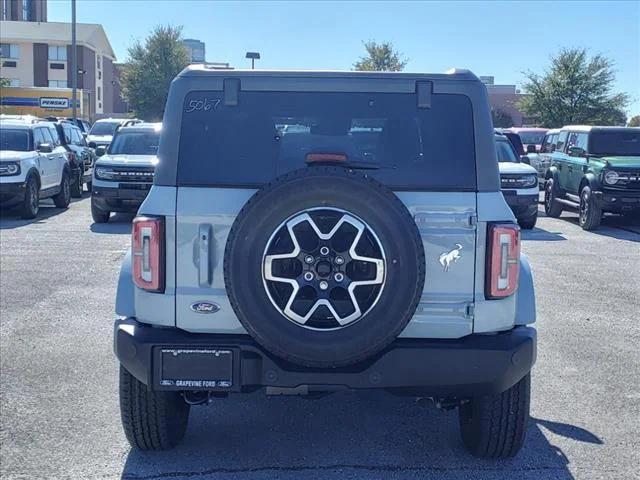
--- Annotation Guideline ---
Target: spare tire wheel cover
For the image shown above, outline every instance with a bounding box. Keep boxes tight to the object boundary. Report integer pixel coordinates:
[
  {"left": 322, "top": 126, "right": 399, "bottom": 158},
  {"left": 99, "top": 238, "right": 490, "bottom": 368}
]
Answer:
[{"left": 224, "top": 167, "right": 425, "bottom": 368}]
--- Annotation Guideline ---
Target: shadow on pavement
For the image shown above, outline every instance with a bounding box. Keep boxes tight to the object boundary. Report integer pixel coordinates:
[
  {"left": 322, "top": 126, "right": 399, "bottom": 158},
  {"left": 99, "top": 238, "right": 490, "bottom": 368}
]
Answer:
[
  {"left": 0, "top": 201, "right": 78, "bottom": 230},
  {"left": 90, "top": 213, "right": 135, "bottom": 234},
  {"left": 533, "top": 417, "right": 602, "bottom": 445},
  {"left": 0, "top": 196, "right": 89, "bottom": 230},
  {"left": 121, "top": 391, "right": 587, "bottom": 479},
  {"left": 564, "top": 215, "right": 640, "bottom": 242},
  {"left": 521, "top": 226, "right": 566, "bottom": 242}
]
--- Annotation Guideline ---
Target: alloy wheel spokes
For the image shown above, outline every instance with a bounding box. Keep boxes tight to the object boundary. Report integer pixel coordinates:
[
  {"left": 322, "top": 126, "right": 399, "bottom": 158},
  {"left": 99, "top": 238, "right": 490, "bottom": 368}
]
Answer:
[{"left": 263, "top": 208, "right": 386, "bottom": 330}]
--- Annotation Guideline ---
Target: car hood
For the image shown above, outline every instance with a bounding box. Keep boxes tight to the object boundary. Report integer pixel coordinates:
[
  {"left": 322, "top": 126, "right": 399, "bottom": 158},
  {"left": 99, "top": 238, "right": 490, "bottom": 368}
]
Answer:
[
  {"left": 498, "top": 162, "right": 538, "bottom": 175},
  {"left": 0, "top": 150, "right": 34, "bottom": 162},
  {"left": 597, "top": 156, "right": 640, "bottom": 168},
  {"left": 96, "top": 154, "right": 158, "bottom": 167}
]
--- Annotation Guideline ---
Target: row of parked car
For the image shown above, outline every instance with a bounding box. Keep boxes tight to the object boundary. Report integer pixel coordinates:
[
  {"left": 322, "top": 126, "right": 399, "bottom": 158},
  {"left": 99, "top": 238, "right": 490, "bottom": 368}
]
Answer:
[
  {"left": 2, "top": 114, "right": 638, "bottom": 232},
  {"left": 496, "top": 126, "right": 640, "bottom": 230},
  {"left": 0, "top": 114, "right": 159, "bottom": 220}
]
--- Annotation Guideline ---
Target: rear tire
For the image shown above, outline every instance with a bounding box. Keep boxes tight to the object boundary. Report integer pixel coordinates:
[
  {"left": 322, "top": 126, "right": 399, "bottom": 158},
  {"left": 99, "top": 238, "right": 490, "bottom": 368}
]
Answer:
[
  {"left": 91, "top": 199, "right": 110, "bottom": 223},
  {"left": 20, "top": 176, "right": 39, "bottom": 219},
  {"left": 71, "top": 167, "right": 84, "bottom": 198},
  {"left": 578, "top": 185, "right": 602, "bottom": 231},
  {"left": 459, "top": 374, "right": 530, "bottom": 459},
  {"left": 544, "top": 178, "right": 563, "bottom": 218},
  {"left": 518, "top": 211, "right": 537, "bottom": 230},
  {"left": 119, "top": 366, "right": 190, "bottom": 451},
  {"left": 52, "top": 171, "right": 71, "bottom": 208}
]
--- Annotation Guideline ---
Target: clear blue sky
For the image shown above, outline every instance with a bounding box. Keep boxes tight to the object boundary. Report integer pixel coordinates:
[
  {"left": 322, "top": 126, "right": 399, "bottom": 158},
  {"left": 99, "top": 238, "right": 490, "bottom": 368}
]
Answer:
[{"left": 49, "top": 0, "right": 640, "bottom": 115}]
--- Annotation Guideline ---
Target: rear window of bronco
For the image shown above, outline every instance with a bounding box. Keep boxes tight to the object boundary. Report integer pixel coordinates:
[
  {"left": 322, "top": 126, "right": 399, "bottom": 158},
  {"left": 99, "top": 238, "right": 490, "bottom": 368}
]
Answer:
[{"left": 177, "top": 91, "right": 476, "bottom": 190}]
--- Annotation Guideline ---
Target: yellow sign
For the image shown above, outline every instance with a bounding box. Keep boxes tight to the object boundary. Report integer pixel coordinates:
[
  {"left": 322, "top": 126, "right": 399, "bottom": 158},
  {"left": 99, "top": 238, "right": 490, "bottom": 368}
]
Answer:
[{"left": 0, "top": 86, "right": 87, "bottom": 119}]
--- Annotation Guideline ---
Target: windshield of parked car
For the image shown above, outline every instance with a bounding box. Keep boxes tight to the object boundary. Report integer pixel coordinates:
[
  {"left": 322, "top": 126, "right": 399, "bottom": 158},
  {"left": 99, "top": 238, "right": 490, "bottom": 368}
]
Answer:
[
  {"left": 496, "top": 140, "right": 519, "bottom": 163},
  {"left": 589, "top": 130, "right": 640, "bottom": 156},
  {"left": 89, "top": 121, "right": 120, "bottom": 136},
  {"left": 518, "top": 132, "right": 546, "bottom": 145},
  {"left": 108, "top": 131, "right": 160, "bottom": 155},
  {"left": 0, "top": 129, "right": 30, "bottom": 151},
  {"left": 178, "top": 90, "right": 477, "bottom": 190}
]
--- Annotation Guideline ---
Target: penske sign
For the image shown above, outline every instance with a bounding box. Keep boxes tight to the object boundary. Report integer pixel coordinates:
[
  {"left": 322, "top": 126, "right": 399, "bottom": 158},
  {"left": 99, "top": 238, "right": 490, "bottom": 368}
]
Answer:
[{"left": 39, "top": 97, "right": 70, "bottom": 109}]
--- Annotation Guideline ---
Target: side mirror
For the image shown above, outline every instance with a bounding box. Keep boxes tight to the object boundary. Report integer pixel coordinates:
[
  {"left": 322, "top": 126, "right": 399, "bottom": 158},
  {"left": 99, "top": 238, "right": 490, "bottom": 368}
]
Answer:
[
  {"left": 82, "top": 132, "right": 88, "bottom": 139},
  {"left": 88, "top": 141, "right": 97, "bottom": 149},
  {"left": 526, "top": 144, "right": 537, "bottom": 154},
  {"left": 568, "top": 146, "right": 586, "bottom": 157},
  {"left": 95, "top": 146, "right": 107, "bottom": 157},
  {"left": 520, "top": 155, "right": 531, "bottom": 164},
  {"left": 37, "top": 143, "right": 53, "bottom": 153}
]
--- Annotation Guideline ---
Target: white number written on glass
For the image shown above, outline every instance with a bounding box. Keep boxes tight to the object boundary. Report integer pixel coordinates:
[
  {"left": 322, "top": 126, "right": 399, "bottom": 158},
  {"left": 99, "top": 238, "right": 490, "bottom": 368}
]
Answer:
[{"left": 185, "top": 98, "right": 221, "bottom": 113}]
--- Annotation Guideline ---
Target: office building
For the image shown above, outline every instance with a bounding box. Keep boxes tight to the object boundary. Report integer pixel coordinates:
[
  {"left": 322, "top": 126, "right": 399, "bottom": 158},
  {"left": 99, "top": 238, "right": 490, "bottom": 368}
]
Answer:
[
  {"left": 0, "top": 19, "right": 118, "bottom": 117},
  {"left": 481, "top": 76, "right": 536, "bottom": 127},
  {"left": 1, "top": 0, "right": 47, "bottom": 22},
  {"left": 183, "top": 38, "right": 205, "bottom": 63}
]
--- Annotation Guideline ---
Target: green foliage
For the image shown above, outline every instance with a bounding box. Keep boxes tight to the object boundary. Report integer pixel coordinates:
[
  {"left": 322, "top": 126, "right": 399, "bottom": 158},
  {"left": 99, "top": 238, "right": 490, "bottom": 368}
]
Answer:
[
  {"left": 628, "top": 115, "right": 640, "bottom": 127},
  {"left": 519, "top": 48, "right": 629, "bottom": 128},
  {"left": 121, "top": 25, "right": 190, "bottom": 121},
  {"left": 492, "top": 109, "right": 514, "bottom": 128},
  {"left": 0, "top": 78, "right": 11, "bottom": 88},
  {"left": 353, "top": 41, "right": 407, "bottom": 72}
]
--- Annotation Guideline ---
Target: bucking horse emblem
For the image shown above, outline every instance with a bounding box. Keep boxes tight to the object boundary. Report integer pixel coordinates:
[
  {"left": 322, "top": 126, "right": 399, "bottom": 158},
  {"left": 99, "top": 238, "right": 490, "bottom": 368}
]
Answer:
[{"left": 439, "top": 244, "right": 462, "bottom": 272}]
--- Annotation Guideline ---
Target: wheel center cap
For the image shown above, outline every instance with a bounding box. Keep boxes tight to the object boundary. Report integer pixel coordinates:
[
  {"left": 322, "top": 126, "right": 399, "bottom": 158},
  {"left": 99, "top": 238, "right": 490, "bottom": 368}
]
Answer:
[{"left": 315, "top": 260, "right": 332, "bottom": 277}]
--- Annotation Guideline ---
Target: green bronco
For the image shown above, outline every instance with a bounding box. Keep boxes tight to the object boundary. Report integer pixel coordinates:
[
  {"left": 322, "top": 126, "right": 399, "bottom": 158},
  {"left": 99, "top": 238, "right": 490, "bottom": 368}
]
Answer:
[{"left": 544, "top": 126, "right": 640, "bottom": 230}]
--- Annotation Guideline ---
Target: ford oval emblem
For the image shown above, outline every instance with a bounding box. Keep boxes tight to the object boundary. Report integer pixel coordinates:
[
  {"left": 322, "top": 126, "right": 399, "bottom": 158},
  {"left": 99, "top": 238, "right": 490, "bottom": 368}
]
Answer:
[{"left": 190, "top": 301, "right": 221, "bottom": 314}]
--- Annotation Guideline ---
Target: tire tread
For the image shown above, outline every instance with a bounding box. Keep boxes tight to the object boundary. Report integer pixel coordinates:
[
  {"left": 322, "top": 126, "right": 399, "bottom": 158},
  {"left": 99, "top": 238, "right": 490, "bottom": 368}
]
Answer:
[
  {"left": 459, "top": 374, "right": 530, "bottom": 458},
  {"left": 119, "top": 366, "right": 190, "bottom": 451}
]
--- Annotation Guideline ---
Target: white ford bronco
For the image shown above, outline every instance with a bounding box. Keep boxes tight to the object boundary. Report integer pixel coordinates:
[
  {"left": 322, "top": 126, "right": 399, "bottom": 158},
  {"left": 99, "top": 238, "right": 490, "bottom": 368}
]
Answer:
[
  {"left": 114, "top": 67, "right": 537, "bottom": 458},
  {"left": 0, "top": 119, "right": 72, "bottom": 218}
]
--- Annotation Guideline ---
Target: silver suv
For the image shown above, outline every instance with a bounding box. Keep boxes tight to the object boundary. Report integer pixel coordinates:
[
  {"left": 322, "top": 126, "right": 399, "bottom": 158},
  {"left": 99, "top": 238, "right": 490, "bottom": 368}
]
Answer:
[
  {"left": 114, "top": 68, "right": 537, "bottom": 458},
  {"left": 90, "top": 123, "right": 160, "bottom": 223}
]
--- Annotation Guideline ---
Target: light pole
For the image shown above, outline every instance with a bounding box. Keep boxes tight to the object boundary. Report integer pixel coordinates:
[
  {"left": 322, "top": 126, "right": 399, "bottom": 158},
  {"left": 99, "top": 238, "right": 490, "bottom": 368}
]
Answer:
[
  {"left": 71, "top": 0, "right": 77, "bottom": 119},
  {"left": 245, "top": 51, "right": 260, "bottom": 70}
]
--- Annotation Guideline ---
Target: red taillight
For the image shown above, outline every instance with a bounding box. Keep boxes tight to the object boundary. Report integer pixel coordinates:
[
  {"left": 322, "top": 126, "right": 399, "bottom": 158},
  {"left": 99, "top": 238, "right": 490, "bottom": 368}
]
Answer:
[
  {"left": 132, "top": 216, "right": 164, "bottom": 292},
  {"left": 486, "top": 223, "right": 520, "bottom": 299}
]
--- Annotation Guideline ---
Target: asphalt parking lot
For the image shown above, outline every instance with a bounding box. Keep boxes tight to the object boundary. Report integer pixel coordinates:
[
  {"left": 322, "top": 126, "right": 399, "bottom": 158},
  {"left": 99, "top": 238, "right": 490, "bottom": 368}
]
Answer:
[{"left": 1, "top": 196, "right": 639, "bottom": 480}]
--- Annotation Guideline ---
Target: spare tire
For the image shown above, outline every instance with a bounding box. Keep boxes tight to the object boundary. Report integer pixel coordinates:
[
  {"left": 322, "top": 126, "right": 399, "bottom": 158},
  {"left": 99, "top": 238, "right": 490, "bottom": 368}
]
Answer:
[{"left": 224, "top": 166, "right": 425, "bottom": 368}]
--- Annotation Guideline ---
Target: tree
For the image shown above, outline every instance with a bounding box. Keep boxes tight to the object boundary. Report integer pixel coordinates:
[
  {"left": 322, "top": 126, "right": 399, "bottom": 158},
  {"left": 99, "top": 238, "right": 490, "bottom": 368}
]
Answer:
[
  {"left": 518, "top": 48, "right": 629, "bottom": 128},
  {"left": 492, "top": 109, "right": 514, "bottom": 128},
  {"left": 121, "top": 25, "right": 190, "bottom": 121},
  {"left": 353, "top": 41, "right": 407, "bottom": 72},
  {"left": 0, "top": 78, "right": 11, "bottom": 88},
  {"left": 628, "top": 115, "right": 640, "bottom": 127}
]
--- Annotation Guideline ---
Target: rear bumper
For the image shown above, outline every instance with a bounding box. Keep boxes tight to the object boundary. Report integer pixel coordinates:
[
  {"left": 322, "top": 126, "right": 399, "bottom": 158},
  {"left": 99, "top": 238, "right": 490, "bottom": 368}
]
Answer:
[
  {"left": 114, "top": 317, "right": 537, "bottom": 397},
  {"left": 92, "top": 184, "right": 150, "bottom": 212},
  {"left": 596, "top": 190, "right": 640, "bottom": 213},
  {"left": 0, "top": 181, "right": 26, "bottom": 207}
]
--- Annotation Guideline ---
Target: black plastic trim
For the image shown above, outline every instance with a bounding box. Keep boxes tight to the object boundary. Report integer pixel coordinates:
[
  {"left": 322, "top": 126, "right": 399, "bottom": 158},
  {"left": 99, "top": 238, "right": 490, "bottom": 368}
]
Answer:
[{"left": 114, "top": 318, "right": 536, "bottom": 397}]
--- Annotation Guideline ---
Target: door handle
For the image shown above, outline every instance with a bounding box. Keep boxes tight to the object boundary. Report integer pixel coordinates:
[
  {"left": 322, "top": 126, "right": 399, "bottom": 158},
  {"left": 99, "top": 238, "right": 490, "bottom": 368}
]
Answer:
[{"left": 198, "top": 224, "right": 213, "bottom": 287}]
